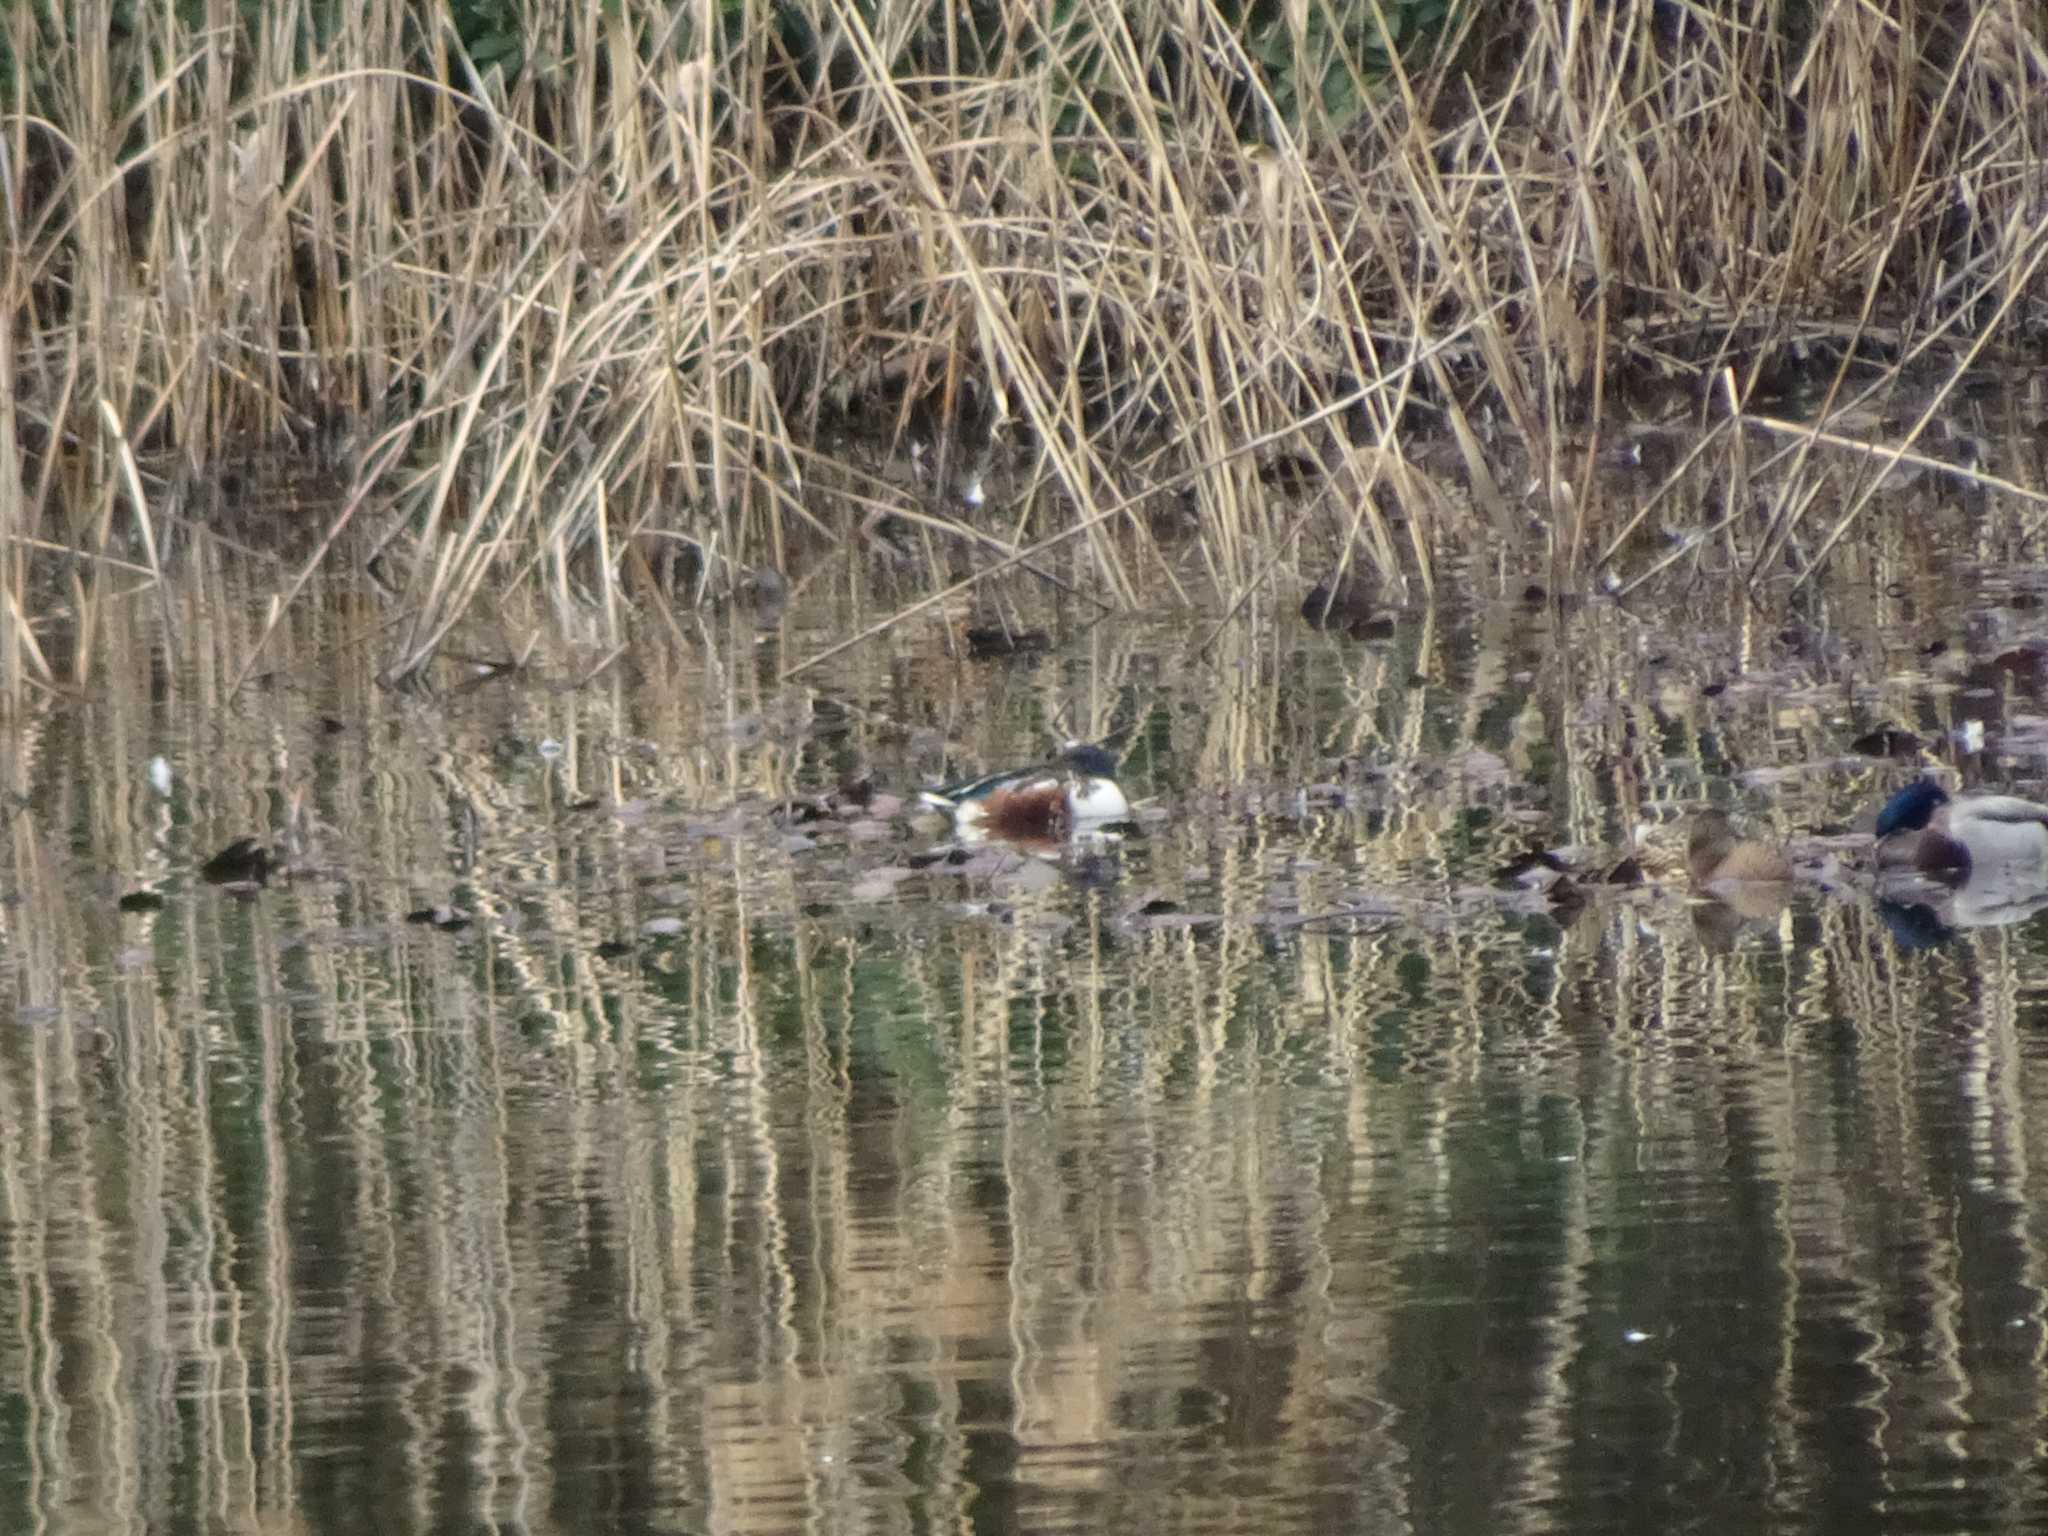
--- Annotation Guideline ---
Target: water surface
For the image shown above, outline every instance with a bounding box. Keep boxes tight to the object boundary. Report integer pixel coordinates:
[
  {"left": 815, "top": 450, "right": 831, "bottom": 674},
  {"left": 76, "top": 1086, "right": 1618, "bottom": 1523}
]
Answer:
[{"left": 7, "top": 541, "right": 2048, "bottom": 1535}]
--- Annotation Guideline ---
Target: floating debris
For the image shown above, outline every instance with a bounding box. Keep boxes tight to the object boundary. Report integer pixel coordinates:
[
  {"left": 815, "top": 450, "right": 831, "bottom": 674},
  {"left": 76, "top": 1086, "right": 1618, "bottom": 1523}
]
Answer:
[
  {"left": 1851, "top": 726, "right": 1921, "bottom": 758},
  {"left": 405, "top": 907, "right": 472, "bottom": 932},
  {"left": 201, "top": 837, "right": 273, "bottom": 888},
  {"left": 965, "top": 625, "right": 1052, "bottom": 659}
]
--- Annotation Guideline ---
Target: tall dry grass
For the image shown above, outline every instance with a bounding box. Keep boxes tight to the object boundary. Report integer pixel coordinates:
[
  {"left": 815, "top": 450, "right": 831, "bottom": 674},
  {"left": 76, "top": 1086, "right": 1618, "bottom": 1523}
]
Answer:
[{"left": 4, "top": 0, "right": 2045, "bottom": 700}]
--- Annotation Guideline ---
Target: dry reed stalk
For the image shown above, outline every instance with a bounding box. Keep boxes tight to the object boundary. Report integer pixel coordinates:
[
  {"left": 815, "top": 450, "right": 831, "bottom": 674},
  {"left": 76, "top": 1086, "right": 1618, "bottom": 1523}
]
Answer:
[
  {"left": 6, "top": 0, "right": 2044, "bottom": 684},
  {"left": 0, "top": 292, "right": 35, "bottom": 705}
]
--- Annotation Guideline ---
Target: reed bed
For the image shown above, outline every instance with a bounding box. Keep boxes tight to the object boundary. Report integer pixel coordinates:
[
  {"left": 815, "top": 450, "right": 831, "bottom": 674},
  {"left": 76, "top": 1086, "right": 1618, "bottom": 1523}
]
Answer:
[{"left": 5, "top": 0, "right": 2045, "bottom": 700}]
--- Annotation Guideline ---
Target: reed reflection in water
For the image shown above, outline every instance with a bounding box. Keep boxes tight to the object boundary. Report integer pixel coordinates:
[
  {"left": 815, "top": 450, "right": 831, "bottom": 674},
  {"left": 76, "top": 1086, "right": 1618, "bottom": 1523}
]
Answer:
[{"left": 6, "top": 563, "right": 2048, "bottom": 1535}]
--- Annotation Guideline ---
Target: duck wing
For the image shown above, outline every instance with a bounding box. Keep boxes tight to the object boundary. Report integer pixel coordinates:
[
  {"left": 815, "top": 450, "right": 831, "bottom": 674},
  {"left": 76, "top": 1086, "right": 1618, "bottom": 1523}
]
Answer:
[{"left": 920, "top": 764, "right": 1034, "bottom": 808}]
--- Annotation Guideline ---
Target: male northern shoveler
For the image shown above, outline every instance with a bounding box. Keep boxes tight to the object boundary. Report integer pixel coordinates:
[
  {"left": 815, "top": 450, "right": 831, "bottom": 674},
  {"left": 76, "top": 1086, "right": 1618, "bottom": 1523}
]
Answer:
[
  {"left": 918, "top": 741, "right": 1129, "bottom": 842},
  {"left": 1686, "top": 812, "right": 1793, "bottom": 886},
  {"left": 1875, "top": 779, "right": 2048, "bottom": 884}
]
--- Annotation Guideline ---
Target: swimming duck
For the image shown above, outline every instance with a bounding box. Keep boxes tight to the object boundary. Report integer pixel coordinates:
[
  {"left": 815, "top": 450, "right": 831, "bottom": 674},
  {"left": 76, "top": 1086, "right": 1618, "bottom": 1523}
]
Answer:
[
  {"left": 1686, "top": 812, "right": 1793, "bottom": 887},
  {"left": 1874, "top": 779, "right": 2048, "bottom": 883},
  {"left": 918, "top": 742, "right": 1129, "bottom": 843}
]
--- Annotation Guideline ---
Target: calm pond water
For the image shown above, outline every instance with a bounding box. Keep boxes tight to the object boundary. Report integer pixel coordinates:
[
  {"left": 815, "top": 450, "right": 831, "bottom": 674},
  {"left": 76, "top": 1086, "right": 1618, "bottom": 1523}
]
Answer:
[{"left": 9, "top": 531, "right": 2048, "bottom": 1535}]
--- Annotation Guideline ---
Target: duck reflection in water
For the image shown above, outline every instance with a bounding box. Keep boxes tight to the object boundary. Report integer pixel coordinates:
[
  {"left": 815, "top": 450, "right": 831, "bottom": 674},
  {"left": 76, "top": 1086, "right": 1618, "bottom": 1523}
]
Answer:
[{"left": 1877, "top": 872, "right": 2048, "bottom": 948}]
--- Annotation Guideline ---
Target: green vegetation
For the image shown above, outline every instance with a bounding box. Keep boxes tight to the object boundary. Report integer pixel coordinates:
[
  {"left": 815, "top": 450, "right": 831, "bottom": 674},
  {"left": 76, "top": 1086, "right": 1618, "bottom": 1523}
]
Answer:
[{"left": 3, "top": 0, "right": 2041, "bottom": 699}]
